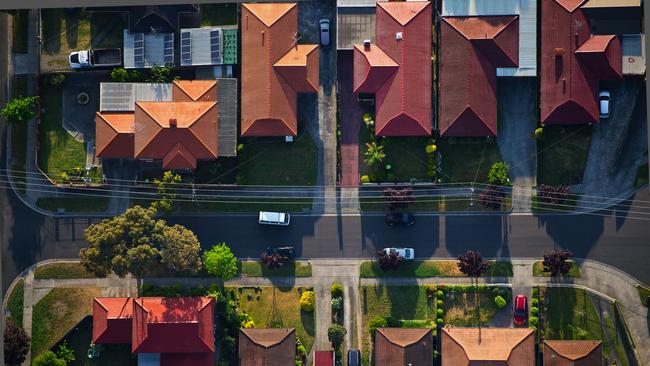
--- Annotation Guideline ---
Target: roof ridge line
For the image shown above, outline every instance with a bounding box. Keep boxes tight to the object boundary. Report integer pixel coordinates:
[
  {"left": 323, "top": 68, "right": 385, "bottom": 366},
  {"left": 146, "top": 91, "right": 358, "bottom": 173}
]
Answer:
[{"left": 187, "top": 103, "right": 218, "bottom": 159}]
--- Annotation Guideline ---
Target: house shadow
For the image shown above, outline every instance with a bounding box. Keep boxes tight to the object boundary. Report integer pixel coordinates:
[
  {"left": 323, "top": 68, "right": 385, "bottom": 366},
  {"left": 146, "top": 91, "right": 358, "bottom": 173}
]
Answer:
[
  {"left": 444, "top": 215, "right": 508, "bottom": 258},
  {"left": 536, "top": 214, "right": 604, "bottom": 259}
]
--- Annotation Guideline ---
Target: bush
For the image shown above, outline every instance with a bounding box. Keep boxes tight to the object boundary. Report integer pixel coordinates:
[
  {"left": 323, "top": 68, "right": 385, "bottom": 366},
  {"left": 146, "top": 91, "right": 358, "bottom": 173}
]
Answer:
[
  {"left": 436, "top": 299, "right": 443, "bottom": 307},
  {"left": 530, "top": 307, "right": 539, "bottom": 316},
  {"left": 534, "top": 127, "right": 544, "bottom": 138},
  {"left": 400, "top": 319, "right": 433, "bottom": 328},
  {"left": 529, "top": 316, "right": 538, "bottom": 327},
  {"left": 531, "top": 298, "right": 539, "bottom": 307},
  {"left": 436, "top": 290, "right": 444, "bottom": 298},
  {"left": 1, "top": 96, "right": 39, "bottom": 125},
  {"left": 300, "top": 290, "right": 315, "bottom": 312},
  {"left": 369, "top": 316, "right": 388, "bottom": 335},
  {"left": 494, "top": 295, "right": 507, "bottom": 309},
  {"left": 327, "top": 324, "right": 347, "bottom": 345},
  {"left": 32, "top": 351, "right": 66, "bottom": 366},
  {"left": 436, "top": 318, "right": 444, "bottom": 326},
  {"left": 487, "top": 161, "right": 510, "bottom": 186},
  {"left": 331, "top": 296, "right": 342, "bottom": 313},
  {"left": 436, "top": 308, "right": 443, "bottom": 316},
  {"left": 56, "top": 340, "right": 75, "bottom": 363},
  {"left": 360, "top": 175, "right": 370, "bottom": 184},
  {"left": 330, "top": 283, "right": 343, "bottom": 297},
  {"left": 110, "top": 67, "right": 129, "bottom": 82},
  {"left": 425, "top": 144, "right": 437, "bottom": 154},
  {"left": 532, "top": 287, "right": 539, "bottom": 296}
]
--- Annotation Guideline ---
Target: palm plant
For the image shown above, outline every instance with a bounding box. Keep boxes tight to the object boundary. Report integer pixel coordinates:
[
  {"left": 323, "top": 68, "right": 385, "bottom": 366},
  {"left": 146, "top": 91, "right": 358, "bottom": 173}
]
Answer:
[{"left": 364, "top": 142, "right": 385, "bottom": 167}]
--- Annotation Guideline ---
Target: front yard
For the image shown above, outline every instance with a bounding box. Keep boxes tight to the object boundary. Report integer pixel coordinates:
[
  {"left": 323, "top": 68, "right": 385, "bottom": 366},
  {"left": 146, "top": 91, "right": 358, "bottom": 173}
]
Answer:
[
  {"left": 532, "top": 261, "right": 581, "bottom": 278},
  {"left": 443, "top": 286, "right": 509, "bottom": 326},
  {"left": 34, "top": 262, "right": 95, "bottom": 280},
  {"left": 437, "top": 138, "right": 503, "bottom": 184},
  {"left": 6, "top": 279, "right": 25, "bottom": 327},
  {"left": 241, "top": 261, "right": 312, "bottom": 277},
  {"left": 537, "top": 125, "right": 593, "bottom": 185},
  {"left": 359, "top": 260, "right": 513, "bottom": 278}
]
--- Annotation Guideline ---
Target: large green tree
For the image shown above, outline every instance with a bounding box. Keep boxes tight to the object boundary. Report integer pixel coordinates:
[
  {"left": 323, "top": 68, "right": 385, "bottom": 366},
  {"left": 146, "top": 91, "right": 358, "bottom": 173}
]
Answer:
[
  {"left": 161, "top": 224, "right": 202, "bottom": 273},
  {"left": 203, "top": 243, "right": 239, "bottom": 281},
  {"left": 1, "top": 96, "right": 38, "bottom": 125}
]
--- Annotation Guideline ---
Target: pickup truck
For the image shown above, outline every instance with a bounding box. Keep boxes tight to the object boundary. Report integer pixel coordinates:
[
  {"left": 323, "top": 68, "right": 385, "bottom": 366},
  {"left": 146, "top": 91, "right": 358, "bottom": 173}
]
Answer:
[{"left": 69, "top": 48, "right": 122, "bottom": 69}]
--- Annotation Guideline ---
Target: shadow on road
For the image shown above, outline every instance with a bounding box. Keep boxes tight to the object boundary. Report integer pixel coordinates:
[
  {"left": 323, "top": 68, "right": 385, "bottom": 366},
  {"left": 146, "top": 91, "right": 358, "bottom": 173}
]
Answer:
[{"left": 537, "top": 214, "right": 604, "bottom": 259}]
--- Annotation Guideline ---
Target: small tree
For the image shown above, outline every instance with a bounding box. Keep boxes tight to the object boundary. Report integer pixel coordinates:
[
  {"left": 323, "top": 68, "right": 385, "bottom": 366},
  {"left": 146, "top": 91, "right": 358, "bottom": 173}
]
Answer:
[
  {"left": 1, "top": 96, "right": 38, "bottom": 124},
  {"left": 458, "top": 250, "right": 489, "bottom": 327},
  {"left": 364, "top": 142, "right": 385, "bottom": 167},
  {"left": 56, "top": 340, "right": 75, "bottom": 363},
  {"left": 383, "top": 187, "right": 415, "bottom": 212},
  {"left": 151, "top": 171, "right": 181, "bottom": 216},
  {"left": 300, "top": 290, "right": 315, "bottom": 312},
  {"left": 327, "top": 324, "right": 347, "bottom": 346},
  {"left": 487, "top": 161, "right": 510, "bottom": 186},
  {"left": 377, "top": 249, "right": 403, "bottom": 271},
  {"left": 4, "top": 321, "right": 30, "bottom": 365},
  {"left": 147, "top": 65, "right": 175, "bottom": 83},
  {"left": 32, "top": 351, "right": 66, "bottom": 366},
  {"left": 160, "top": 224, "right": 202, "bottom": 274},
  {"left": 542, "top": 249, "right": 574, "bottom": 276},
  {"left": 111, "top": 67, "right": 129, "bottom": 82},
  {"left": 203, "top": 243, "right": 239, "bottom": 280},
  {"left": 261, "top": 252, "right": 284, "bottom": 270}
]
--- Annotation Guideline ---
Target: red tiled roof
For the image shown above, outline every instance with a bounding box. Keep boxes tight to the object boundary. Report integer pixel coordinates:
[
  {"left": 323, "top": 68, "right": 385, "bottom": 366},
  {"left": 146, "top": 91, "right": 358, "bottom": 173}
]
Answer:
[
  {"left": 95, "top": 113, "right": 135, "bottom": 158},
  {"left": 374, "top": 328, "right": 433, "bottom": 365},
  {"left": 172, "top": 80, "right": 217, "bottom": 102},
  {"left": 439, "top": 16, "right": 519, "bottom": 136},
  {"left": 540, "top": 0, "right": 622, "bottom": 125},
  {"left": 352, "top": 1, "right": 432, "bottom": 137},
  {"left": 442, "top": 327, "right": 535, "bottom": 365},
  {"left": 241, "top": 3, "right": 320, "bottom": 137},
  {"left": 314, "top": 351, "right": 334, "bottom": 366},
  {"left": 544, "top": 340, "right": 602, "bottom": 366},
  {"left": 239, "top": 328, "right": 296, "bottom": 366},
  {"left": 92, "top": 298, "right": 133, "bottom": 344}
]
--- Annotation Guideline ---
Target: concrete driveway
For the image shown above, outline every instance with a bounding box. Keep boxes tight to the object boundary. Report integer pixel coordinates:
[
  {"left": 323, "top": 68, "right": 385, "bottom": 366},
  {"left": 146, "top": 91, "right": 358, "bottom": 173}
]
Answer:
[{"left": 61, "top": 70, "right": 110, "bottom": 144}]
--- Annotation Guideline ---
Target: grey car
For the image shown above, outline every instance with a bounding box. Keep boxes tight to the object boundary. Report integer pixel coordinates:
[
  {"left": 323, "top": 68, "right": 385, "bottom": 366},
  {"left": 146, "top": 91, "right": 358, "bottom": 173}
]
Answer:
[
  {"left": 348, "top": 349, "right": 360, "bottom": 366},
  {"left": 319, "top": 18, "right": 330, "bottom": 47}
]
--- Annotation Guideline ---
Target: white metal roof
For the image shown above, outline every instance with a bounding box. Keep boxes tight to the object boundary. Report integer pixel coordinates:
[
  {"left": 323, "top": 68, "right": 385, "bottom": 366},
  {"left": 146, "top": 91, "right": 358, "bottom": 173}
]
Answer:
[
  {"left": 99, "top": 83, "right": 172, "bottom": 112},
  {"left": 123, "top": 30, "right": 174, "bottom": 69},
  {"left": 337, "top": 0, "right": 377, "bottom": 7},
  {"left": 180, "top": 27, "right": 223, "bottom": 66}
]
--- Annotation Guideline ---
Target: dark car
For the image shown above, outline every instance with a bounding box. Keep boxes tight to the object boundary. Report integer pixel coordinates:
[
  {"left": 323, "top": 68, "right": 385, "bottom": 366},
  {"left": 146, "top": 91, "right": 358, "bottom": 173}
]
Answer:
[
  {"left": 264, "top": 246, "right": 295, "bottom": 259},
  {"left": 385, "top": 212, "right": 415, "bottom": 226},
  {"left": 513, "top": 294, "right": 528, "bottom": 326},
  {"left": 348, "top": 349, "right": 361, "bottom": 366}
]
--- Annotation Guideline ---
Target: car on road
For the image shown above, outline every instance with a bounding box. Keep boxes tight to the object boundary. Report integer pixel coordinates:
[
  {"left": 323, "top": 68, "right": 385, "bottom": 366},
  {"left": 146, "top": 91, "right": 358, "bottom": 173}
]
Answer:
[
  {"left": 264, "top": 246, "right": 295, "bottom": 259},
  {"left": 381, "top": 247, "right": 415, "bottom": 260},
  {"left": 513, "top": 294, "right": 528, "bottom": 325},
  {"left": 385, "top": 212, "right": 415, "bottom": 226},
  {"left": 348, "top": 349, "right": 360, "bottom": 366},
  {"left": 258, "top": 211, "right": 290, "bottom": 226},
  {"left": 319, "top": 18, "right": 330, "bottom": 47},
  {"left": 599, "top": 90, "right": 611, "bottom": 119}
]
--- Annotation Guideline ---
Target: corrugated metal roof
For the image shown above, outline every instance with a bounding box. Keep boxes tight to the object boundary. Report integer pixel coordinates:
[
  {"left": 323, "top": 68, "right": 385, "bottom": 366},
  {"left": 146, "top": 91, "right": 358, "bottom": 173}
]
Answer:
[
  {"left": 622, "top": 34, "right": 645, "bottom": 75},
  {"left": 443, "top": 0, "right": 537, "bottom": 77},
  {"left": 123, "top": 30, "right": 174, "bottom": 69},
  {"left": 216, "top": 78, "right": 238, "bottom": 157},
  {"left": 336, "top": 7, "right": 376, "bottom": 50},
  {"left": 337, "top": 0, "right": 377, "bottom": 7},
  {"left": 180, "top": 27, "right": 223, "bottom": 66},
  {"left": 100, "top": 83, "right": 172, "bottom": 112}
]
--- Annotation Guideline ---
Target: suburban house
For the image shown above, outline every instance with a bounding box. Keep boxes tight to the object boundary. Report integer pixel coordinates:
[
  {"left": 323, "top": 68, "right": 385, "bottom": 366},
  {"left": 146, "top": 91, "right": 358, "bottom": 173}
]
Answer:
[
  {"left": 92, "top": 297, "right": 216, "bottom": 365},
  {"left": 238, "top": 328, "right": 296, "bottom": 365},
  {"left": 543, "top": 340, "right": 603, "bottom": 365},
  {"left": 352, "top": 1, "right": 432, "bottom": 137},
  {"left": 540, "top": 0, "right": 623, "bottom": 125},
  {"left": 240, "top": 3, "right": 320, "bottom": 137},
  {"left": 95, "top": 79, "right": 237, "bottom": 170},
  {"left": 441, "top": 327, "right": 535, "bottom": 365},
  {"left": 373, "top": 328, "right": 434, "bottom": 365}
]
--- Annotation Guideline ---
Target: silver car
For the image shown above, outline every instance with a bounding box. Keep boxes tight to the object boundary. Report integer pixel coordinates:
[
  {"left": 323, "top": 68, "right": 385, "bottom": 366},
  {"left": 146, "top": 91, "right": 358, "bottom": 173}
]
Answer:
[
  {"left": 382, "top": 247, "right": 415, "bottom": 260},
  {"left": 599, "top": 90, "right": 610, "bottom": 119},
  {"left": 258, "top": 211, "right": 290, "bottom": 226}
]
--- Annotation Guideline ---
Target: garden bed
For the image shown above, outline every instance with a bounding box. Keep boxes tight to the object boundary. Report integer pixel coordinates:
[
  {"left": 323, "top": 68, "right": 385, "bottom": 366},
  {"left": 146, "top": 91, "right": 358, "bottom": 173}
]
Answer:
[
  {"left": 6, "top": 279, "right": 25, "bottom": 327},
  {"left": 241, "top": 261, "right": 312, "bottom": 277},
  {"left": 34, "top": 262, "right": 95, "bottom": 280},
  {"left": 443, "top": 285, "right": 510, "bottom": 327},
  {"left": 532, "top": 261, "right": 581, "bottom": 278},
  {"left": 537, "top": 125, "right": 592, "bottom": 186},
  {"left": 359, "top": 260, "right": 513, "bottom": 278}
]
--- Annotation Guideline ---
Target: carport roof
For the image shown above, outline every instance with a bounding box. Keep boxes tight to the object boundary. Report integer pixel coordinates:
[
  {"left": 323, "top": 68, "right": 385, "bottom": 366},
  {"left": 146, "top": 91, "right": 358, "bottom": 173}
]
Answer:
[{"left": 337, "top": 7, "right": 376, "bottom": 50}]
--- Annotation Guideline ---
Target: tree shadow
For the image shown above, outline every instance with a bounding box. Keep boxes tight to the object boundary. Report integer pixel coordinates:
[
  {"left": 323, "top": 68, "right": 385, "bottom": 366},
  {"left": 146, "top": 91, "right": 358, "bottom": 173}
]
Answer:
[
  {"left": 536, "top": 214, "right": 604, "bottom": 259},
  {"left": 65, "top": 11, "right": 81, "bottom": 50},
  {"left": 42, "top": 9, "right": 62, "bottom": 53},
  {"left": 445, "top": 215, "right": 506, "bottom": 258}
]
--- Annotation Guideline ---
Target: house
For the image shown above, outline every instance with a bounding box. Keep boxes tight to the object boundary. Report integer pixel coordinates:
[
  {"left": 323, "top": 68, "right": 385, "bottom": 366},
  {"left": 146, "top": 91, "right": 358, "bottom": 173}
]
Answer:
[
  {"left": 543, "top": 340, "right": 603, "bottom": 366},
  {"left": 441, "top": 327, "right": 535, "bottom": 365},
  {"left": 95, "top": 79, "right": 238, "bottom": 170},
  {"left": 92, "top": 297, "right": 216, "bottom": 366},
  {"left": 373, "top": 328, "right": 433, "bottom": 365},
  {"left": 352, "top": 1, "right": 432, "bottom": 137},
  {"left": 240, "top": 3, "right": 320, "bottom": 137},
  {"left": 439, "top": 15, "right": 519, "bottom": 136},
  {"left": 314, "top": 350, "right": 335, "bottom": 366},
  {"left": 238, "top": 328, "right": 296, "bottom": 366},
  {"left": 540, "top": 0, "right": 622, "bottom": 125}
]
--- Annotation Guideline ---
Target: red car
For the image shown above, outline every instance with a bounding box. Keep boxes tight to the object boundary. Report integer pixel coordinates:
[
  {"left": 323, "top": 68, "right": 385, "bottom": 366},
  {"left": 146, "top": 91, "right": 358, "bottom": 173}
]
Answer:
[{"left": 513, "top": 294, "right": 528, "bottom": 326}]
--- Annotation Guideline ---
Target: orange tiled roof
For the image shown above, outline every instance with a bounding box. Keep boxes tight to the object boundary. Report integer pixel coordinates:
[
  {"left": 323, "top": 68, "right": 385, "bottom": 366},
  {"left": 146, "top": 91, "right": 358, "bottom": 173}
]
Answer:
[
  {"left": 544, "top": 340, "right": 602, "bottom": 366},
  {"left": 274, "top": 44, "right": 320, "bottom": 93},
  {"left": 239, "top": 328, "right": 296, "bottom": 366},
  {"left": 441, "top": 327, "right": 535, "bottom": 365},
  {"left": 172, "top": 80, "right": 217, "bottom": 102},
  {"left": 95, "top": 112, "right": 135, "bottom": 158}
]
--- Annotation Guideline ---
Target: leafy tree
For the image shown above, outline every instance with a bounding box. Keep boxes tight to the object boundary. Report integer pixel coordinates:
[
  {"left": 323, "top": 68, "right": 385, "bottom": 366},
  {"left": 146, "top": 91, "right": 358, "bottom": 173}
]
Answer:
[
  {"left": 487, "top": 161, "right": 510, "bottom": 186},
  {"left": 300, "top": 290, "right": 315, "bottom": 312},
  {"left": 458, "top": 250, "right": 489, "bottom": 327},
  {"left": 203, "top": 243, "right": 239, "bottom": 281},
  {"left": 147, "top": 65, "right": 175, "bottom": 83},
  {"left": 32, "top": 351, "right": 66, "bottom": 366},
  {"left": 377, "top": 249, "right": 403, "bottom": 271},
  {"left": 364, "top": 142, "right": 385, "bottom": 167},
  {"left": 80, "top": 205, "right": 167, "bottom": 277},
  {"left": 327, "top": 324, "right": 347, "bottom": 346},
  {"left": 151, "top": 171, "right": 182, "bottom": 216},
  {"left": 111, "top": 67, "right": 129, "bottom": 82},
  {"left": 542, "top": 249, "right": 574, "bottom": 276},
  {"left": 1, "top": 96, "right": 38, "bottom": 125},
  {"left": 4, "top": 320, "right": 30, "bottom": 365},
  {"left": 160, "top": 224, "right": 202, "bottom": 273},
  {"left": 261, "top": 252, "right": 283, "bottom": 270},
  {"left": 56, "top": 340, "right": 75, "bottom": 363},
  {"left": 383, "top": 187, "right": 415, "bottom": 212}
]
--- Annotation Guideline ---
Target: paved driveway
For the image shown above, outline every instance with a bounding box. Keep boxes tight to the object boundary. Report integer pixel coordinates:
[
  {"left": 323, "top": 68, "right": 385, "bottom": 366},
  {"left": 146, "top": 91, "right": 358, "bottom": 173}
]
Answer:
[{"left": 61, "top": 70, "right": 110, "bottom": 143}]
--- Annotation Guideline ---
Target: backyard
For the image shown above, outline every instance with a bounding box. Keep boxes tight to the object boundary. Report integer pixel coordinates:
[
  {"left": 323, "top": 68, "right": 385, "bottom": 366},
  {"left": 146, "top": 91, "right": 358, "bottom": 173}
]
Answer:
[
  {"left": 437, "top": 138, "right": 503, "bottom": 184},
  {"left": 201, "top": 3, "right": 238, "bottom": 26},
  {"left": 537, "top": 125, "right": 593, "bottom": 185}
]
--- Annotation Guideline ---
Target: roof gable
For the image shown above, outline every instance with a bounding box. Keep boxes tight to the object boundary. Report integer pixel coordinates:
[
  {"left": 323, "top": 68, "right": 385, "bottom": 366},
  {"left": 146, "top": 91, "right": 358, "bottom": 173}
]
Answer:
[
  {"left": 353, "top": 44, "right": 398, "bottom": 93},
  {"left": 172, "top": 80, "right": 217, "bottom": 102},
  {"left": 243, "top": 3, "right": 296, "bottom": 27},
  {"left": 544, "top": 340, "right": 602, "bottom": 362},
  {"left": 442, "top": 328, "right": 534, "bottom": 363},
  {"left": 377, "top": 1, "right": 430, "bottom": 26},
  {"left": 555, "top": 0, "right": 588, "bottom": 12},
  {"left": 444, "top": 107, "right": 497, "bottom": 137},
  {"left": 274, "top": 45, "right": 320, "bottom": 93}
]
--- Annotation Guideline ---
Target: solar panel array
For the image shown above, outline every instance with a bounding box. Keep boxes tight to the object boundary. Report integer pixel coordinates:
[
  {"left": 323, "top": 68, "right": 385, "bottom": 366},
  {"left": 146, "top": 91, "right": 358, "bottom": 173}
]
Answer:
[
  {"left": 181, "top": 31, "right": 192, "bottom": 65},
  {"left": 210, "top": 29, "right": 221, "bottom": 65},
  {"left": 163, "top": 34, "right": 174, "bottom": 65},
  {"left": 133, "top": 33, "right": 145, "bottom": 68},
  {"left": 100, "top": 83, "right": 136, "bottom": 111}
]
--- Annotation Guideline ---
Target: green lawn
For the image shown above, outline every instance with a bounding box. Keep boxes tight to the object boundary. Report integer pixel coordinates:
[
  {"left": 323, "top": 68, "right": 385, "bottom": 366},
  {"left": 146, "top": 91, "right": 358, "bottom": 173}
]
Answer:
[
  {"left": 194, "top": 158, "right": 238, "bottom": 184},
  {"left": 437, "top": 138, "right": 503, "bottom": 184},
  {"left": 90, "top": 12, "right": 125, "bottom": 49},
  {"left": 37, "top": 85, "right": 88, "bottom": 183},
  {"left": 241, "top": 261, "right": 312, "bottom": 277},
  {"left": 359, "top": 260, "right": 512, "bottom": 278},
  {"left": 234, "top": 287, "right": 315, "bottom": 353},
  {"left": 360, "top": 195, "right": 510, "bottom": 212},
  {"left": 31, "top": 287, "right": 101, "bottom": 358},
  {"left": 12, "top": 10, "right": 28, "bottom": 53},
  {"left": 532, "top": 261, "right": 581, "bottom": 278},
  {"left": 36, "top": 197, "right": 109, "bottom": 212},
  {"left": 444, "top": 287, "right": 504, "bottom": 326},
  {"left": 237, "top": 132, "right": 317, "bottom": 186},
  {"left": 10, "top": 75, "right": 29, "bottom": 193},
  {"left": 637, "top": 284, "right": 650, "bottom": 307},
  {"left": 6, "top": 279, "right": 25, "bottom": 327},
  {"left": 537, "top": 125, "right": 592, "bottom": 185},
  {"left": 34, "top": 262, "right": 95, "bottom": 280},
  {"left": 201, "top": 4, "right": 238, "bottom": 26},
  {"left": 177, "top": 197, "right": 313, "bottom": 213},
  {"left": 41, "top": 9, "right": 91, "bottom": 54},
  {"left": 634, "top": 163, "right": 648, "bottom": 188}
]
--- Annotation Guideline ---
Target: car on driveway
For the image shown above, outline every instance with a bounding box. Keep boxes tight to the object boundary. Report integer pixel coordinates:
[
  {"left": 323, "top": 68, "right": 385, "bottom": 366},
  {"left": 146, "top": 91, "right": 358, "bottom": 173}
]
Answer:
[
  {"left": 348, "top": 349, "right": 360, "bottom": 366},
  {"left": 513, "top": 294, "right": 528, "bottom": 326},
  {"left": 264, "top": 246, "right": 295, "bottom": 259},
  {"left": 381, "top": 247, "right": 415, "bottom": 260},
  {"left": 599, "top": 90, "right": 611, "bottom": 119},
  {"left": 319, "top": 18, "right": 330, "bottom": 47},
  {"left": 385, "top": 212, "right": 415, "bottom": 226}
]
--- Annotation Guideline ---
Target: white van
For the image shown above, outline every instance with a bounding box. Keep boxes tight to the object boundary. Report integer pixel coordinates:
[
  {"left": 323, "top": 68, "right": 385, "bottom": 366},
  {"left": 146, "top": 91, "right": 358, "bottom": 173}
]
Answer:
[{"left": 258, "top": 211, "right": 291, "bottom": 226}]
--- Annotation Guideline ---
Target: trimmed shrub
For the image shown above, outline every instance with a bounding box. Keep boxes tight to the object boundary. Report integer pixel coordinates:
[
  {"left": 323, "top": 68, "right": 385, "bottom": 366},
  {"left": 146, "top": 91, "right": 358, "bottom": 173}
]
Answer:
[
  {"left": 487, "top": 161, "right": 510, "bottom": 186},
  {"left": 425, "top": 144, "right": 437, "bottom": 154},
  {"left": 369, "top": 316, "right": 388, "bottom": 335},
  {"left": 436, "top": 290, "right": 444, "bottom": 297},
  {"left": 436, "top": 318, "right": 444, "bottom": 326},
  {"left": 299, "top": 290, "right": 315, "bottom": 312},
  {"left": 529, "top": 316, "right": 538, "bottom": 327},
  {"left": 111, "top": 67, "right": 129, "bottom": 82},
  {"left": 437, "top": 299, "right": 443, "bottom": 307},
  {"left": 494, "top": 295, "right": 507, "bottom": 309},
  {"left": 532, "top": 287, "right": 539, "bottom": 296},
  {"left": 534, "top": 127, "right": 544, "bottom": 138},
  {"left": 436, "top": 308, "right": 443, "bottom": 316},
  {"left": 530, "top": 307, "right": 539, "bottom": 316},
  {"left": 400, "top": 319, "right": 433, "bottom": 328},
  {"left": 360, "top": 175, "right": 370, "bottom": 184},
  {"left": 531, "top": 298, "right": 539, "bottom": 307},
  {"left": 330, "top": 283, "right": 343, "bottom": 297}
]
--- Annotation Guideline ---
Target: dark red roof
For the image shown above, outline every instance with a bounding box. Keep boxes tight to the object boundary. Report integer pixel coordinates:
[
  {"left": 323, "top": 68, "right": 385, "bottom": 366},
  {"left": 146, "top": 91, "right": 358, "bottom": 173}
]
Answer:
[
  {"left": 540, "top": 0, "right": 622, "bottom": 125},
  {"left": 314, "top": 351, "right": 334, "bottom": 366},
  {"left": 439, "top": 16, "right": 519, "bottom": 137},
  {"left": 352, "top": 1, "right": 432, "bottom": 137},
  {"left": 92, "top": 298, "right": 133, "bottom": 344}
]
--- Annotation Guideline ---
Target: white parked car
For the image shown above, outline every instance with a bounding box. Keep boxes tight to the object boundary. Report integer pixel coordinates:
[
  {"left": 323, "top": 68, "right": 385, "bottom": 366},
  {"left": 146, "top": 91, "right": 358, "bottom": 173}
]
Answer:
[
  {"left": 382, "top": 247, "right": 415, "bottom": 260},
  {"left": 599, "top": 91, "right": 611, "bottom": 119},
  {"left": 258, "top": 211, "right": 290, "bottom": 226}
]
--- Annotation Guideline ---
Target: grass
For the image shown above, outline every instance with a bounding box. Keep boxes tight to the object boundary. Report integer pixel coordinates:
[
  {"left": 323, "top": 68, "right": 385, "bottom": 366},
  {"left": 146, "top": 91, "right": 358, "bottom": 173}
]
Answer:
[
  {"left": 41, "top": 9, "right": 90, "bottom": 55},
  {"left": 6, "top": 279, "right": 25, "bottom": 327},
  {"left": 637, "top": 284, "right": 650, "bottom": 307},
  {"left": 532, "top": 261, "right": 581, "bottom": 278},
  {"left": 437, "top": 138, "right": 503, "bottom": 183},
  {"left": 241, "top": 261, "right": 312, "bottom": 277},
  {"left": 37, "top": 85, "right": 88, "bottom": 183},
  {"left": 34, "top": 262, "right": 95, "bottom": 280},
  {"left": 537, "top": 125, "right": 592, "bottom": 185},
  {"left": 201, "top": 4, "right": 238, "bottom": 26},
  {"left": 36, "top": 197, "right": 109, "bottom": 213},
  {"left": 177, "top": 197, "right": 313, "bottom": 213},
  {"left": 234, "top": 287, "right": 315, "bottom": 352},
  {"left": 31, "top": 287, "right": 101, "bottom": 358},
  {"left": 634, "top": 163, "right": 648, "bottom": 188},
  {"left": 12, "top": 10, "right": 29, "bottom": 53},
  {"left": 90, "top": 13, "right": 125, "bottom": 49},
  {"left": 238, "top": 132, "right": 317, "bottom": 186},
  {"left": 359, "top": 260, "right": 513, "bottom": 278},
  {"left": 444, "top": 288, "right": 502, "bottom": 326},
  {"left": 10, "top": 75, "right": 29, "bottom": 193}
]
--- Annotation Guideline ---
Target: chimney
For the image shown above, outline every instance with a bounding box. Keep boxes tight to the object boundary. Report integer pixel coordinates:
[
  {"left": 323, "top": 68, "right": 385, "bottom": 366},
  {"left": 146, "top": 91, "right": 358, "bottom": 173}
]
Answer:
[
  {"left": 554, "top": 48, "right": 564, "bottom": 57},
  {"left": 363, "top": 39, "right": 371, "bottom": 50},
  {"left": 169, "top": 118, "right": 177, "bottom": 128}
]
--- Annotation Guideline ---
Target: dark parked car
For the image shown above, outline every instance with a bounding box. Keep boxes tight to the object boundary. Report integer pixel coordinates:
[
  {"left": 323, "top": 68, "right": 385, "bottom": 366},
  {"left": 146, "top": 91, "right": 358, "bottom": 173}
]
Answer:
[
  {"left": 348, "top": 349, "right": 360, "bottom": 366},
  {"left": 385, "top": 212, "right": 415, "bottom": 226},
  {"left": 264, "top": 246, "right": 295, "bottom": 259},
  {"left": 513, "top": 294, "right": 528, "bottom": 326}
]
